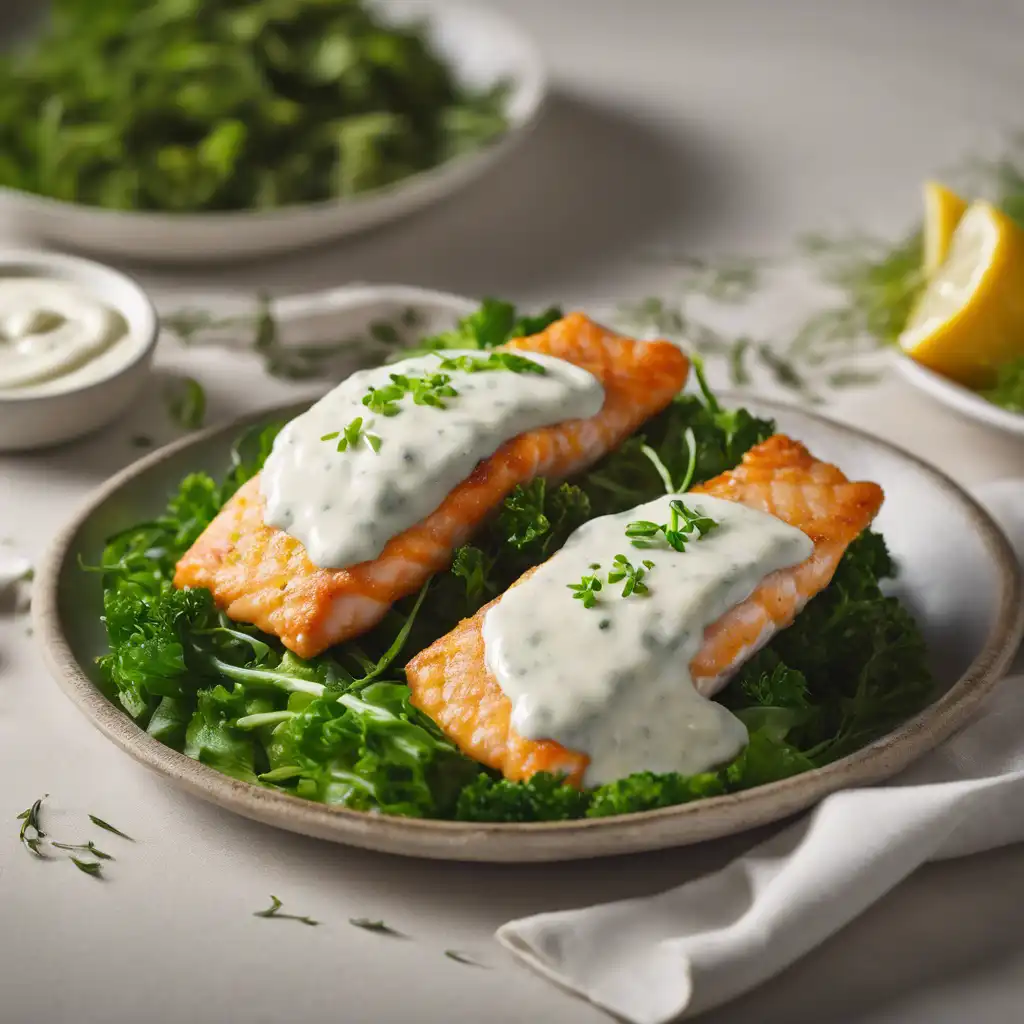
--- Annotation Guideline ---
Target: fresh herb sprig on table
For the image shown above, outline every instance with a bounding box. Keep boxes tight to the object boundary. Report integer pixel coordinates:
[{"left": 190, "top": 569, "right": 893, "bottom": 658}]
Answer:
[
  {"left": 92, "top": 300, "right": 932, "bottom": 822},
  {"left": 0, "top": 0, "right": 508, "bottom": 212}
]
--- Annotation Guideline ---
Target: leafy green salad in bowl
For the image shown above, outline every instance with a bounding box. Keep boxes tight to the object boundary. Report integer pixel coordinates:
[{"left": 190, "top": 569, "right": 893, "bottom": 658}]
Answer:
[
  {"left": 0, "top": 0, "right": 544, "bottom": 259},
  {"left": 87, "top": 301, "right": 941, "bottom": 826}
]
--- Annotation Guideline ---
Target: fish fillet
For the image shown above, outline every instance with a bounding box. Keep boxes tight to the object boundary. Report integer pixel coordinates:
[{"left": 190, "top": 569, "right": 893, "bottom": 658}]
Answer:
[
  {"left": 404, "top": 434, "right": 884, "bottom": 785},
  {"left": 174, "top": 314, "right": 689, "bottom": 658}
]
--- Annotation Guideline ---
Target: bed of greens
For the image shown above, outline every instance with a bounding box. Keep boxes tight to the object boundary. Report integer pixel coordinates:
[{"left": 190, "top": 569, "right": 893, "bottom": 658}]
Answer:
[
  {"left": 92, "top": 301, "right": 934, "bottom": 822},
  {"left": 0, "top": 0, "right": 507, "bottom": 212}
]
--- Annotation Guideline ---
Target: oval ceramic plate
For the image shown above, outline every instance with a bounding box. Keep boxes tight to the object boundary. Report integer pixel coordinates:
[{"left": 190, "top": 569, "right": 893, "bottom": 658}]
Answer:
[
  {"left": 0, "top": 1, "right": 546, "bottom": 263},
  {"left": 35, "top": 397, "right": 1024, "bottom": 862},
  {"left": 894, "top": 352, "right": 1024, "bottom": 437}
]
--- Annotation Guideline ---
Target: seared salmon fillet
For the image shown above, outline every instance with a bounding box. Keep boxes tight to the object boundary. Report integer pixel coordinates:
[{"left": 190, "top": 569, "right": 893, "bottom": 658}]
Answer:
[
  {"left": 404, "top": 434, "right": 884, "bottom": 785},
  {"left": 174, "top": 314, "right": 689, "bottom": 658}
]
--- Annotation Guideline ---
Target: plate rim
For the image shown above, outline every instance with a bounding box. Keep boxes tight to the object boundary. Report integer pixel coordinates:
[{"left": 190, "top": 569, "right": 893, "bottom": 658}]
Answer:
[
  {"left": 893, "top": 351, "right": 1024, "bottom": 436},
  {"left": 33, "top": 395, "right": 1024, "bottom": 860}
]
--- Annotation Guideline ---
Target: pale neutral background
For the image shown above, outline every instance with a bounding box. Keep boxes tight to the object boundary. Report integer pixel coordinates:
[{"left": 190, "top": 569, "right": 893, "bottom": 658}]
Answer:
[{"left": 2, "top": 2, "right": 1024, "bottom": 1022}]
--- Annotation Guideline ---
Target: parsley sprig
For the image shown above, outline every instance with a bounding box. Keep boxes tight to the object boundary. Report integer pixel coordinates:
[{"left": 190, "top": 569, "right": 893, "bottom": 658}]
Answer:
[{"left": 626, "top": 499, "right": 718, "bottom": 553}]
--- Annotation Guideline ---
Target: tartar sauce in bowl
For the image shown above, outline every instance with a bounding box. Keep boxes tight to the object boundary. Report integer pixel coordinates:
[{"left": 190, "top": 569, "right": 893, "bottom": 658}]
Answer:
[
  {"left": 0, "top": 277, "right": 132, "bottom": 393},
  {"left": 0, "top": 251, "right": 158, "bottom": 451}
]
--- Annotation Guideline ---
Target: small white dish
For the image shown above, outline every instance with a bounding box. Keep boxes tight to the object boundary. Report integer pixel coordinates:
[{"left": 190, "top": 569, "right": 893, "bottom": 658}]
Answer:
[
  {"left": 894, "top": 351, "right": 1024, "bottom": 438},
  {"left": 0, "top": 2, "right": 547, "bottom": 263},
  {"left": 0, "top": 250, "right": 158, "bottom": 452}
]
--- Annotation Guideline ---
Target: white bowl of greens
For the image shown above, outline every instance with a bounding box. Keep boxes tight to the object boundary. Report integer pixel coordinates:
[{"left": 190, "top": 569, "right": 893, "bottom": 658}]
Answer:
[{"left": 0, "top": 0, "right": 546, "bottom": 262}]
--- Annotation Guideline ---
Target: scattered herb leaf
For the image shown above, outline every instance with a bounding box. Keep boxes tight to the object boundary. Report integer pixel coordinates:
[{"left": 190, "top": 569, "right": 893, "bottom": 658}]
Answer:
[
  {"left": 52, "top": 840, "right": 114, "bottom": 860},
  {"left": 444, "top": 950, "right": 485, "bottom": 967},
  {"left": 16, "top": 797, "right": 47, "bottom": 858},
  {"left": 166, "top": 376, "right": 207, "bottom": 431},
  {"left": 88, "top": 815, "right": 134, "bottom": 841},
  {"left": 254, "top": 895, "right": 318, "bottom": 926},
  {"left": 71, "top": 857, "right": 103, "bottom": 878},
  {"left": 349, "top": 917, "right": 403, "bottom": 936}
]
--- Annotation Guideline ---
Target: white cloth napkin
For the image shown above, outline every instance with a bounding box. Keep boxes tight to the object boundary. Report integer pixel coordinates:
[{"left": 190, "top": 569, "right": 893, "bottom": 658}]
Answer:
[{"left": 496, "top": 479, "right": 1024, "bottom": 1024}]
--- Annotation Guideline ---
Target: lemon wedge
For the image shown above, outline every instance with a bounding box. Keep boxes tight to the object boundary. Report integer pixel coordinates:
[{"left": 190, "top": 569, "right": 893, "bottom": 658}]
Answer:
[
  {"left": 899, "top": 200, "right": 1024, "bottom": 387},
  {"left": 922, "top": 181, "right": 967, "bottom": 274}
]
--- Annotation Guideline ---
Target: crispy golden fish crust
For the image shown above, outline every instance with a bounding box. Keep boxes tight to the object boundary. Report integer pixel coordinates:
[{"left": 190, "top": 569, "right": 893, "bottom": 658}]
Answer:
[
  {"left": 174, "top": 314, "right": 690, "bottom": 658},
  {"left": 404, "top": 435, "right": 884, "bottom": 786}
]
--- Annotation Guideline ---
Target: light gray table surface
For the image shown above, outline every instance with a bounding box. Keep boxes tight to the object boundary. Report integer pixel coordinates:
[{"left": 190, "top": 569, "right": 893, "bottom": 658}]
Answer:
[{"left": 2, "top": 2, "right": 1024, "bottom": 1022}]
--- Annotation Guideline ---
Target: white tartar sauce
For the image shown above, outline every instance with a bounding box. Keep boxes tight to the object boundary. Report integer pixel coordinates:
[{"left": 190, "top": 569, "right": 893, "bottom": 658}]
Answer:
[
  {"left": 0, "top": 277, "right": 130, "bottom": 391},
  {"left": 260, "top": 349, "right": 604, "bottom": 569},
  {"left": 481, "top": 493, "right": 815, "bottom": 785}
]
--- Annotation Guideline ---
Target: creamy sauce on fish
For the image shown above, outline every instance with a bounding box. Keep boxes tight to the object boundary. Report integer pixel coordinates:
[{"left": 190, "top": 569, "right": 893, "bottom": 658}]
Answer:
[
  {"left": 0, "top": 277, "right": 131, "bottom": 392},
  {"left": 481, "top": 493, "right": 815, "bottom": 785},
  {"left": 260, "top": 350, "right": 604, "bottom": 569}
]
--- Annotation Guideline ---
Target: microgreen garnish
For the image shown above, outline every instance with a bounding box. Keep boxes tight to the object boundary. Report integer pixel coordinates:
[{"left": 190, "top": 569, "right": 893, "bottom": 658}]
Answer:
[
  {"left": 567, "top": 566, "right": 603, "bottom": 608},
  {"left": 52, "top": 840, "right": 113, "bottom": 860},
  {"left": 444, "top": 950, "right": 485, "bottom": 967},
  {"left": 362, "top": 380, "right": 407, "bottom": 416},
  {"left": 349, "top": 917, "right": 404, "bottom": 936},
  {"left": 363, "top": 371, "right": 459, "bottom": 417},
  {"left": 323, "top": 417, "right": 380, "bottom": 453},
  {"left": 88, "top": 815, "right": 134, "bottom": 841},
  {"left": 253, "top": 895, "right": 319, "bottom": 926},
  {"left": 16, "top": 797, "right": 47, "bottom": 858},
  {"left": 607, "top": 554, "right": 652, "bottom": 597},
  {"left": 71, "top": 857, "right": 103, "bottom": 878},
  {"left": 626, "top": 498, "right": 718, "bottom": 553},
  {"left": 434, "top": 351, "right": 546, "bottom": 375}
]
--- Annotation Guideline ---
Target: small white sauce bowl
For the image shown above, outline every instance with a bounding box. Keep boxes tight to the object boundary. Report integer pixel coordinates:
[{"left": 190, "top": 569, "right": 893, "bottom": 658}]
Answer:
[{"left": 0, "top": 249, "right": 158, "bottom": 452}]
